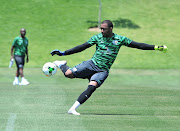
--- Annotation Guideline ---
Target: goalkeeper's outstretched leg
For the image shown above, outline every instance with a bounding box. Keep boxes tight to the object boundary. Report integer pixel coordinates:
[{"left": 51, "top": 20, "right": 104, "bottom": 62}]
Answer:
[{"left": 53, "top": 60, "right": 75, "bottom": 78}]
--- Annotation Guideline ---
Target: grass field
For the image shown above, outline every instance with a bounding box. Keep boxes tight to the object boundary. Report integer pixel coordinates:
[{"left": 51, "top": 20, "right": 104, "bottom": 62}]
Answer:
[{"left": 0, "top": 68, "right": 180, "bottom": 130}]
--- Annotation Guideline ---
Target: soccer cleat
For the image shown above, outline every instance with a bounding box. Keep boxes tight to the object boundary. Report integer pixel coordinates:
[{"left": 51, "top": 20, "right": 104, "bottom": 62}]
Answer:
[
  {"left": 53, "top": 60, "right": 67, "bottom": 68},
  {"left": 13, "top": 79, "right": 19, "bottom": 85},
  {"left": 19, "top": 78, "right": 29, "bottom": 85},
  {"left": 68, "top": 109, "right": 80, "bottom": 115}
]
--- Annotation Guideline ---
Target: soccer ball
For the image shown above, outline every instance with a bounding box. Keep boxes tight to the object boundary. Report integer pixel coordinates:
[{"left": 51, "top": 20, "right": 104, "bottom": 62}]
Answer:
[{"left": 42, "top": 62, "right": 57, "bottom": 76}]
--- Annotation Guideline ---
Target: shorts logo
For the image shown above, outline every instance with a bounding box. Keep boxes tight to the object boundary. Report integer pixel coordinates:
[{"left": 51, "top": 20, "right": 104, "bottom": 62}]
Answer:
[{"left": 72, "top": 67, "right": 77, "bottom": 72}]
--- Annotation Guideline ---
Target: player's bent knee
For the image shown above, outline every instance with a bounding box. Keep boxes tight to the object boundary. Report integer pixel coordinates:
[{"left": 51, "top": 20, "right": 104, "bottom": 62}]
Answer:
[
  {"left": 89, "top": 81, "right": 98, "bottom": 87},
  {"left": 64, "top": 69, "right": 75, "bottom": 78}
]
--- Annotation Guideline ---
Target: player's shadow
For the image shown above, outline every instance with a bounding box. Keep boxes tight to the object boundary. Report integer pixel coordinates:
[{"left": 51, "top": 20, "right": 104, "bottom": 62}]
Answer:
[
  {"left": 87, "top": 18, "right": 140, "bottom": 29},
  {"left": 56, "top": 112, "right": 140, "bottom": 116}
]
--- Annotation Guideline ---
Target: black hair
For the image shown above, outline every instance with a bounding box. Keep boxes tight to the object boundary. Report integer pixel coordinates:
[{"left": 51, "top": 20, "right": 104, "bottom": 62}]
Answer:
[{"left": 102, "top": 20, "right": 113, "bottom": 28}]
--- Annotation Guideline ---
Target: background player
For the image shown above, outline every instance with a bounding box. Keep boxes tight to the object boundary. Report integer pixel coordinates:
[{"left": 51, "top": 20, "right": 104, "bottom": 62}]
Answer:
[
  {"left": 51, "top": 20, "right": 167, "bottom": 115},
  {"left": 11, "top": 28, "right": 29, "bottom": 85}
]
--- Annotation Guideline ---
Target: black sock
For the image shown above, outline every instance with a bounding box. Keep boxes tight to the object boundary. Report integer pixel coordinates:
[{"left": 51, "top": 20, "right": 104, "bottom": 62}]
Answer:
[
  {"left": 77, "top": 85, "right": 96, "bottom": 104},
  {"left": 60, "top": 65, "right": 69, "bottom": 74}
]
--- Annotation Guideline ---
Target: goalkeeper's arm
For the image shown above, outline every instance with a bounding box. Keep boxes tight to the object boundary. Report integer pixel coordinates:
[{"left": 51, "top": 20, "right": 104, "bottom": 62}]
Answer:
[
  {"left": 64, "top": 42, "right": 92, "bottom": 55},
  {"left": 128, "top": 41, "right": 168, "bottom": 52},
  {"left": 51, "top": 42, "right": 92, "bottom": 56}
]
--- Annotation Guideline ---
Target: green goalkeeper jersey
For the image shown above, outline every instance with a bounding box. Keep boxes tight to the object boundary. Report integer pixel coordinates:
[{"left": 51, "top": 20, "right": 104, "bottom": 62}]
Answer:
[
  {"left": 12, "top": 36, "right": 28, "bottom": 56},
  {"left": 87, "top": 33, "right": 132, "bottom": 71}
]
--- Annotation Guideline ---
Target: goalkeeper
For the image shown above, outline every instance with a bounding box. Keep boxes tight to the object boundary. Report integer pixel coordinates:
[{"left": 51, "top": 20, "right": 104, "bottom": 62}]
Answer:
[{"left": 51, "top": 20, "right": 167, "bottom": 115}]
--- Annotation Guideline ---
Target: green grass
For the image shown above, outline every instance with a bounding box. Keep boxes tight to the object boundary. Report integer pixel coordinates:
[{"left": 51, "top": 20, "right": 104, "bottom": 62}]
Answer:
[
  {"left": 0, "top": 0, "right": 179, "bottom": 68},
  {"left": 0, "top": 68, "right": 180, "bottom": 130}
]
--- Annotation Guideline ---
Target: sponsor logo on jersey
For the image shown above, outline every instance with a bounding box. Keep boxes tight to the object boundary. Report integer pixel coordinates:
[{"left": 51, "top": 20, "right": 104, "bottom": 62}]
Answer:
[
  {"left": 112, "top": 40, "right": 118, "bottom": 45},
  {"left": 100, "top": 40, "right": 104, "bottom": 44},
  {"left": 105, "top": 47, "right": 113, "bottom": 54},
  {"left": 19, "top": 40, "right": 23, "bottom": 45}
]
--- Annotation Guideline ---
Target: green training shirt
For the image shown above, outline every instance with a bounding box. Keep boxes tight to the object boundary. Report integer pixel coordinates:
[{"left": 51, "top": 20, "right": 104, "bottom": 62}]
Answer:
[
  {"left": 87, "top": 33, "right": 132, "bottom": 71},
  {"left": 12, "top": 36, "right": 28, "bottom": 56}
]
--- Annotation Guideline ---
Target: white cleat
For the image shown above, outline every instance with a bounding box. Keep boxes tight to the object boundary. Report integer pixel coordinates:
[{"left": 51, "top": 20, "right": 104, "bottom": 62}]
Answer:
[
  {"left": 19, "top": 78, "right": 29, "bottom": 85},
  {"left": 68, "top": 109, "right": 80, "bottom": 115},
  {"left": 13, "top": 80, "right": 19, "bottom": 85},
  {"left": 53, "top": 60, "right": 67, "bottom": 68}
]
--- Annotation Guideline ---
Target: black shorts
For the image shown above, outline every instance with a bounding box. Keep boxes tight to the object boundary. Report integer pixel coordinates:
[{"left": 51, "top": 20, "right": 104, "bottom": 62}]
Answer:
[
  {"left": 70, "top": 60, "right": 109, "bottom": 87},
  {"left": 14, "top": 55, "right": 25, "bottom": 68}
]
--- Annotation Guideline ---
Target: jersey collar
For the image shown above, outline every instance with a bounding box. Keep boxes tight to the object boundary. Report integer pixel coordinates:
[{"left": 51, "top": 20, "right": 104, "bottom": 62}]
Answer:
[{"left": 102, "top": 33, "right": 115, "bottom": 41}]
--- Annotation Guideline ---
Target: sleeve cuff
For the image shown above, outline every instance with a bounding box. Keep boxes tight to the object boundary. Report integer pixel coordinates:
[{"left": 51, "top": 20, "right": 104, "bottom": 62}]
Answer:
[{"left": 154, "top": 45, "right": 159, "bottom": 50}]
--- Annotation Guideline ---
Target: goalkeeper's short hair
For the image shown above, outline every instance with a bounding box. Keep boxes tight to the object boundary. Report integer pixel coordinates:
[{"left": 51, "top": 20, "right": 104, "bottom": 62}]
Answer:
[{"left": 102, "top": 20, "right": 113, "bottom": 29}]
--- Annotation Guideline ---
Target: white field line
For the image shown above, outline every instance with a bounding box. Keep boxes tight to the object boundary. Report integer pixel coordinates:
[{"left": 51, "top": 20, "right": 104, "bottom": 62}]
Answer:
[{"left": 5, "top": 113, "right": 17, "bottom": 131}]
